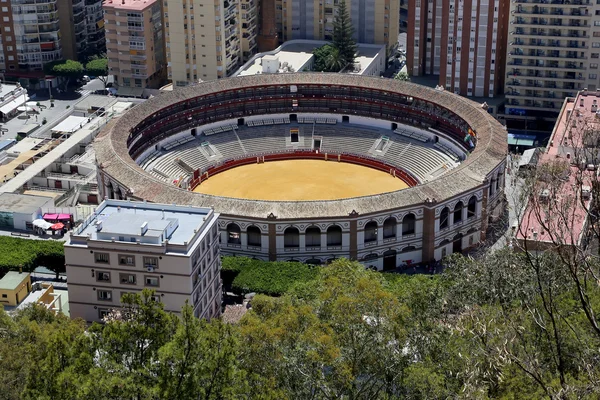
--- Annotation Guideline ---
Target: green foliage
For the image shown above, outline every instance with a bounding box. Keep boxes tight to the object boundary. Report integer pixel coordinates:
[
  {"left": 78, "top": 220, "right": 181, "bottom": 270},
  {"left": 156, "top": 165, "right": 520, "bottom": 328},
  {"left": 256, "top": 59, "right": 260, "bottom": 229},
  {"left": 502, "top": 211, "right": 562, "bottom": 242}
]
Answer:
[
  {"left": 227, "top": 256, "right": 319, "bottom": 296},
  {"left": 313, "top": 44, "right": 338, "bottom": 72},
  {"left": 394, "top": 71, "right": 410, "bottom": 81},
  {"left": 0, "top": 237, "right": 65, "bottom": 276},
  {"left": 43, "top": 60, "right": 83, "bottom": 78},
  {"left": 85, "top": 57, "right": 108, "bottom": 87}
]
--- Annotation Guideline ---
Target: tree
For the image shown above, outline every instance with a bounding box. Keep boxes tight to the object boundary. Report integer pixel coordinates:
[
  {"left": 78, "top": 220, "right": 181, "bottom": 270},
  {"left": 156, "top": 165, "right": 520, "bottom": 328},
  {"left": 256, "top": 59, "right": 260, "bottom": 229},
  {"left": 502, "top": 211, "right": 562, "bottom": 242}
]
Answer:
[
  {"left": 85, "top": 56, "right": 108, "bottom": 88},
  {"left": 43, "top": 60, "right": 84, "bottom": 91},
  {"left": 325, "top": 47, "right": 347, "bottom": 72},
  {"left": 332, "top": 0, "right": 357, "bottom": 68},
  {"left": 313, "top": 44, "right": 337, "bottom": 72}
]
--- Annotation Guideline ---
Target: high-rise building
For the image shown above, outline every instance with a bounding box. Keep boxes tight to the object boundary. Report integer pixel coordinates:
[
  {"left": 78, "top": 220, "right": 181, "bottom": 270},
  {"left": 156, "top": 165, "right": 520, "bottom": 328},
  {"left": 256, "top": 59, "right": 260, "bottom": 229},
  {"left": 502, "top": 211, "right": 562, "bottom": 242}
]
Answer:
[
  {"left": 85, "top": 0, "right": 106, "bottom": 57},
  {"left": 165, "top": 0, "right": 246, "bottom": 86},
  {"left": 0, "top": 0, "right": 64, "bottom": 81},
  {"left": 65, "top": 199, "right": 222, "bottom": 323},
  {"left": 104, "top": 0, "right": 166, "bottom": 90},
  {"left": 274, "top": 0, "right": 399, "bottom": 51},
  {"left": 240, "top": 0, "right": 258, "bottom": 61},
  {"left": 504, "top": 0, "right": 599, "bottom": 122},
  {"left": 58, "top": 0, "right": 87, "bottom": 61},
  {"left": 407, "top": 0, "right": 509, "bottom": 98}
]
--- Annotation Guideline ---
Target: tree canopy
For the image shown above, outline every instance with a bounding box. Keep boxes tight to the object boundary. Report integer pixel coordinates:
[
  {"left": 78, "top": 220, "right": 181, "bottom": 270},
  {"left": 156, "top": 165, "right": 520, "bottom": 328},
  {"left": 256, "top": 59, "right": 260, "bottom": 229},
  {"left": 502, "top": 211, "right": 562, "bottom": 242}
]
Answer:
[
  {"left": 85, "top": 56, "right": 108, "bottom": 88},
  {"left": 332, "top": 0, "right": 357, "bottom": 69},
  {"left": 43, "top": 59, "right": 84, "bottom": 91}
]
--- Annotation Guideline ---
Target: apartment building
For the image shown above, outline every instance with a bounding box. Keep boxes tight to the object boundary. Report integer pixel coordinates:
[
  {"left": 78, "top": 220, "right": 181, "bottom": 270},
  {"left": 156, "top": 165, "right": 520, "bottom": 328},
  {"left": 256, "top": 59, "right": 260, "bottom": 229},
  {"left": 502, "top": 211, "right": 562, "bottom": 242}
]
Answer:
[
  {"left": 240, "top": 0, "right": 258, "bottom": 61},
  {"left": 65, "top": 200, "right": 221, "bottom": 322},
  {"left": 407, "top": 0, "right": 509, "bottom": 98},
  {"left": 165, "top": 0, "right": 246, "bottom": 86},
  {"left": 86, "top": 0, "right": 106, "bottom": 56},
  {"left": 58, "top": 0, "right": 87, "bottom": 61},
  {"left": 274, "top": 0, "right": 400, "bottom": 51},
  {"left": 505, "top": 0, "right": 600, "bottom": 122},
  {"left": 104, "top": 0, "right": 166, "bottom": 89}
]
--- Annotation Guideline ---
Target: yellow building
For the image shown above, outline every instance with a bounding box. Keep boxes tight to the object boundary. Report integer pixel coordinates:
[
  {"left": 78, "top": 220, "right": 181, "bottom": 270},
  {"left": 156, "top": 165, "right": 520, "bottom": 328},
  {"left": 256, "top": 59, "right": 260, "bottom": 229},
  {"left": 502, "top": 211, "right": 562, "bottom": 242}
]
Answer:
[{"left": 0, "top": 271, "right": 32, "bottom": 307}]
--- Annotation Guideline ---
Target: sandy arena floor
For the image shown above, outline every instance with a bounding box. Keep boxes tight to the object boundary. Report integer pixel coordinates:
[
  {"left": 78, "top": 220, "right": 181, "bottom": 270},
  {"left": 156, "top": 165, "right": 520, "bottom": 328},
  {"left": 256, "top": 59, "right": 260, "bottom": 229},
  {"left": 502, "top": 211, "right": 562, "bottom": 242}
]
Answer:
[{"left": 193, "top": 159, "right": 409, "bottom": 201}]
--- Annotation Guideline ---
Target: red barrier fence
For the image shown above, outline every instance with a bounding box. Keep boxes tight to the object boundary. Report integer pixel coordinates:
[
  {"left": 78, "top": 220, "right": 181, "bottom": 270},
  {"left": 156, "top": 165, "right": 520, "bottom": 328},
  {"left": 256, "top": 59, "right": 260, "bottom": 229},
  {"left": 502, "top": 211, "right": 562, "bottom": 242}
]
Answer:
[{"left": 187, "top": 150, "right": 419, "bottom": 191}]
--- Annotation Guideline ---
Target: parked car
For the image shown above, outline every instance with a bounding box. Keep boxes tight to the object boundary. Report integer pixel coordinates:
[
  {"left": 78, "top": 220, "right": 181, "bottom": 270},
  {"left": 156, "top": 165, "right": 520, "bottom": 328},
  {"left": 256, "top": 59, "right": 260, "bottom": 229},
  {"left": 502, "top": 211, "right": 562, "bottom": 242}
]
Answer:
[{"left": 82, "top": 75, "right": 91, "bottom": 82}]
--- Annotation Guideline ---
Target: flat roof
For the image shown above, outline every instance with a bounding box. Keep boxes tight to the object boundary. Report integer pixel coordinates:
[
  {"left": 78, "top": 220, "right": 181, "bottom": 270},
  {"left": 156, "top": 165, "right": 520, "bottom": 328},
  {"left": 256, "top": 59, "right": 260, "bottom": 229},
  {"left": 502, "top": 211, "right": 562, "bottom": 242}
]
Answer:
[
  {"left": 51, "top": 116, "right": 89, "bottom": 133},
  {"left": 0, "top": 271, "right": 29, "bottom": 290},
  {"left": 103, "top": 0, "right": 157, "bottom": 11},
  {"left": 0, "top": 192, "right": 50, "bottom": 214},
  {"left": 235, "top": 40, "right": 385, "bottom": 77},
  {"left": 74, "top": 95, "right": 118, "bottom": 112},
  {"left": 73, "top": 200, "right": 215, "bottom": 246}
]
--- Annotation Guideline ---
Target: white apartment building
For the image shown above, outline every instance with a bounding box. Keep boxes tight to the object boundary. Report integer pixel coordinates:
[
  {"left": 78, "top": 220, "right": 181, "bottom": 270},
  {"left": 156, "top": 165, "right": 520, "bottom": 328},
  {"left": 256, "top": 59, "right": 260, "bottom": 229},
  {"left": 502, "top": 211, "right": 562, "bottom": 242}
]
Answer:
[
  {"left": 505, "top": 0, "right": 600, "bottom": 120},
  {"left": 65, "top": 200, "right": 221, "bottom": 322},
  {"left": 165, "top": 0, "right": 248, "bottom": 86}
]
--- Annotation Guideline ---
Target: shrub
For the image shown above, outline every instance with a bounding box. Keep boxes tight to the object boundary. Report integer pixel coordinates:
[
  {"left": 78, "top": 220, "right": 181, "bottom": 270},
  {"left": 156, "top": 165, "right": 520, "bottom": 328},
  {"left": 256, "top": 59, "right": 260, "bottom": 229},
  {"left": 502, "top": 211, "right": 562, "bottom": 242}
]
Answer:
[
  {"left": 0, "top": 237, "right": 65, "bottom": 276},
  {"left": 223, "top": 256, "right": 319, "bottom": 296}
]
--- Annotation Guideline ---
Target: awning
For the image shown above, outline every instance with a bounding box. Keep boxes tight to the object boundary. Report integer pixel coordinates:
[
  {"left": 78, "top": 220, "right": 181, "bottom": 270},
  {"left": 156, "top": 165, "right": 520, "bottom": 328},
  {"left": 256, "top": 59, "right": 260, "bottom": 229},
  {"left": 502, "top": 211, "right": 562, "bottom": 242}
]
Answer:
[
  {"left": 33, "top": 219, "right": 53, "bottom": 230},
  {"left": 50, "top": 222, "right": 64, "bottom": 230},
  {"left": 116, "top": 86, "right": 144, "bottom": 98},
  {"left": 0, "top": 96, "right": 29, "bottom": 115},
  {"left": 43, "top": 213, "right": 58, "bottom": 220},
  {"left": 51, "top": 116, "right": 88, "bottom": 134},
  {"left": 507, "top": 134, "right": 536, "bottom": 147},
  {"left": 57, "top": 213, "right": 71, "bottom": 220}
]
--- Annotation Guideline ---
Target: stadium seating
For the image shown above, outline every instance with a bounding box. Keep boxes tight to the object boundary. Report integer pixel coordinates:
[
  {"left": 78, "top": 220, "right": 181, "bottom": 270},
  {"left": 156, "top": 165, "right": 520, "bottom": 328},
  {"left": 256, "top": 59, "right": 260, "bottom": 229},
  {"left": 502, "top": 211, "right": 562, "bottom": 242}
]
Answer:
[{"left": 144, "top": 122, "right": 462, "bottom": 184}]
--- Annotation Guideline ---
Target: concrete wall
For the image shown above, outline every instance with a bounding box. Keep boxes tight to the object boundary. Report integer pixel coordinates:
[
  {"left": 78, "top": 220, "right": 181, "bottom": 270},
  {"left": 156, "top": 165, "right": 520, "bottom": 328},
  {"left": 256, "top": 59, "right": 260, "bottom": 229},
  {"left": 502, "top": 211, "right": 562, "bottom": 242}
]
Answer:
[{"left": 0, "top": 273, "right": 31, "bottom": 306}]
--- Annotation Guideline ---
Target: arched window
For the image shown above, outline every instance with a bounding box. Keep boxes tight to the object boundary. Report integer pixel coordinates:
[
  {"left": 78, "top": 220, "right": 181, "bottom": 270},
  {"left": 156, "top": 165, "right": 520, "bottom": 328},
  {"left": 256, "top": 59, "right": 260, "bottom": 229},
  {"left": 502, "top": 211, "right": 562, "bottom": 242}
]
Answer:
[
  {"left": 227, "top": 223, "right": 241, "bottom": 245},
  {"left": 284, "top": 227, "right": 300, "bottom": 248},
  {"left": 453, "top": 201, "right": 463, "bottom": 224},
  {"left": 440, "top": 207, "right": 449, "bottom": 230},
  {"left": 400, "top": 245, "right": 416, "bottom": 253},
  {"left": 490, "top": 176, "right": 496, "bottom": 196},
  {"left": 362, "top": 253, "right": 378, "bottom": 262},
  {"left": 247, "top": 226, "right": 261, "bottom": 247},
  {"left": 467, "top": 196, "right": 477, "bottom": 219},
  {"left": 497, "top": 172, "right": 503, "bottom": 191},
  {"left": 383, "top": 217, "right": 397, "bottom": 239},
  {"left": 364, "top": 221, "right": 378, "bottom": 243},
  {"left": 327, "top": 225, "right": 342, "bottom": 246},
  {"left": 402, "top": 213, "right": 416, "bottom": 235},
  {"left": 305, "top": 258, "right": 322, "bottom": 265},
  {"left": 305, "top": 226, "right": 321, "bottom": 248}
]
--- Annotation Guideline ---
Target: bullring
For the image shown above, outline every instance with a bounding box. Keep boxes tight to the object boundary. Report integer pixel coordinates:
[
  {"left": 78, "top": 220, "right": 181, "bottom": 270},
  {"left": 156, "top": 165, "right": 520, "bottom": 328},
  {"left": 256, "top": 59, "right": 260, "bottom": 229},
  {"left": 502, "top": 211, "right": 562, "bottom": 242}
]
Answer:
[{"left": 94, "top": 73, "right": 507, "bottom": 270}]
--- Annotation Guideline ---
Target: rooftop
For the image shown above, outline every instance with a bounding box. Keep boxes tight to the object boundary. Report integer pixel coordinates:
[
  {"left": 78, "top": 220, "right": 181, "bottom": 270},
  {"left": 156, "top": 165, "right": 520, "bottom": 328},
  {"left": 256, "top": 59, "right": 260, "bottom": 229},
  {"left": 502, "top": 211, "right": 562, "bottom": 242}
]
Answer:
[
  {"left": 0, "top": 193, "right": 51, "bottom": 214},
  {"left": 517, "top": 90, "right": 598, "bottom": 246},
  {"left": 72, "top": 199, "right": 216, "bottom": 247},
  {"left": 234, "top": 40, "right": 385, "bottom": 77},
  {"left": 0, "top": 271, "right": 29, "bottom": 290},
  {"left": 103, "top": 0, "right": 157, "bottom": 11}
]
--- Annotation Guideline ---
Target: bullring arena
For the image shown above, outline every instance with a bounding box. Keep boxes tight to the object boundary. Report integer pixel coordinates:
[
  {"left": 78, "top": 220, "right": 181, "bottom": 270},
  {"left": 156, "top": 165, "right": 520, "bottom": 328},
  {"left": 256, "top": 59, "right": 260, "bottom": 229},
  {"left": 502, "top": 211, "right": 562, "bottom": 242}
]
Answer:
[{"left": 94, "top": 74, "right": 507, "bottom": 270}]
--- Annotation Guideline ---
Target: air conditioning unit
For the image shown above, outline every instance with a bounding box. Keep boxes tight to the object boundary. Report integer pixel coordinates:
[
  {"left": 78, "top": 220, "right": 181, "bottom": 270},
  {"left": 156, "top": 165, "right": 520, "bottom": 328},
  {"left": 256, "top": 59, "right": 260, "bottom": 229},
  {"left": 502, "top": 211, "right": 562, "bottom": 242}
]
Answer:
[{"left": 147, "top": 266, "right": 155, "bottom": 272}]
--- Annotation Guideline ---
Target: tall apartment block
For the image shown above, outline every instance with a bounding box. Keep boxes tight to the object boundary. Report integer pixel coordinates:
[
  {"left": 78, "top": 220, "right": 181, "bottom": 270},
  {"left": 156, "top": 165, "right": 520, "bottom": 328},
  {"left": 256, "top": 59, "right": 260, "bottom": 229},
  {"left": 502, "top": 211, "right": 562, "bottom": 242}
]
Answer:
[
  {"left": 505, "top": 0, "right": 600, "bottom": 122},
  {"left": 86, "top": 0, "right": 106, "bottom": 56},
  {"left": 65, "top": 200, "right": 222, "bottom": 322},
  {"left": 407, "top": 0, "right": 509, "bottom": 98},
  {"left": 104, "top": 0, "right": 166, "bottom": 90},
  {"left": 165, "top": 0, "right": 248, "bottom": 86},
  {"left": 273, "top": 0, "right": 400, "bottom": 51}
]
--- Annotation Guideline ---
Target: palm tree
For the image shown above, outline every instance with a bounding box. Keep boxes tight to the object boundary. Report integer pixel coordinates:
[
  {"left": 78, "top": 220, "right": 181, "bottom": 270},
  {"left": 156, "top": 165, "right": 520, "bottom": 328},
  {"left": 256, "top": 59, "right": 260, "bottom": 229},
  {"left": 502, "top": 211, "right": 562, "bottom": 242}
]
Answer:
[{"left": 325, "top": 47, "right": 347, "bottom": 72}]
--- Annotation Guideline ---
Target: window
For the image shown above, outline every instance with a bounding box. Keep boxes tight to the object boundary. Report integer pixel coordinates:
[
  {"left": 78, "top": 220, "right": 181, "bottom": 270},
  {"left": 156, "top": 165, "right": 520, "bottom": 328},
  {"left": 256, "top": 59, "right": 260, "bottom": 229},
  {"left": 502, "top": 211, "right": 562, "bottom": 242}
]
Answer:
[
  {"left": 364, "top": 221, "right": 378, "bottom": 243},
  {"left": 227, "top": 223, "right": 241, "bottom": 244},
  {"left": 98, "top": 309, "right": 110, "bottom": 319},
  {"left": 590, "top": 74, "right": 598, "bottom": 79},
  {"left": 327, "top": 225, "right": 342, "bottom": 247},
  {"left": 120, "top": 273, "right": 136, "bottom": 285},
  {"left": 97, "top": 290, "right": 112, "bottom": 301},
  {"left": 467, "top": 196, "right": 477, "bottom": 219},
  {"left": 305, "top": 226, "right": 321, "bottom": 247},
  {"left": 145, "top": 276, "right": 159, "bottom": 287},
  {"left": 2, "top": 294, "right": 7, "bottom": 298},
  {"left": 383, "top": 217, "right": 397, "bottom": 239},
  {"left": 95, "top": 252, "right": 109, "bottom": 264},
  {"left": 247, "top": 226, "right": 261, "bottom": 247},
  {"left": 96, "top": 271, "right": 110, "bottom": 282},
  {"left": 440, "top": 207, "right": 450, "bottom": 230},
  {"left": 119, "top": 254, "right": 135, "bottom": 266},
  {"left": 284, "top": 227, "right": 300, "bottom": 248},
  {"left": 453, "top": 202, "right": 463, "bottom": 224},
  {"left": 592, "top": 63, "right": 599, "bottom": 69},
  {"left": 402, "top": 213, "right": 416, "bottom": 235},
  {"left": 143, "top": 257, "right": 158, "bottom": 270}
]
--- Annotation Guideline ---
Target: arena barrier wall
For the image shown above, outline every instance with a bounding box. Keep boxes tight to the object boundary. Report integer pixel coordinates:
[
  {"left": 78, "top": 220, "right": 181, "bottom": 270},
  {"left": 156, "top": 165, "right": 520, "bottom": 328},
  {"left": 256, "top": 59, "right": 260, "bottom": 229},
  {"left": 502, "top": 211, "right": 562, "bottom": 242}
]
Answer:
[{"left": 187, "top": 150, "right": 419, "bottom": 192}]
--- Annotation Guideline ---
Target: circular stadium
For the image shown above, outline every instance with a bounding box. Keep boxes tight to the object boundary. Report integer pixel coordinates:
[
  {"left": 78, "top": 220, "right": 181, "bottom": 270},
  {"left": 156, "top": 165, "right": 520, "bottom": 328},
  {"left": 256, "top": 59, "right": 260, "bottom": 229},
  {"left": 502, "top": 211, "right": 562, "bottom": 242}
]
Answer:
[{"left": 95, "top": 73, "right": 507, "bottom": 270}]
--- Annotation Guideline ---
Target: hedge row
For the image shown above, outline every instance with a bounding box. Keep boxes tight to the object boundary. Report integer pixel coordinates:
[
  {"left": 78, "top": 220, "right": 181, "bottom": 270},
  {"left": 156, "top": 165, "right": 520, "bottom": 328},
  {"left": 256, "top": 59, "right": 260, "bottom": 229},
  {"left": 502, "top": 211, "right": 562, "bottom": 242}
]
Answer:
[
  {"left": 222, "top": 256, "right": 320, "bottom": 296},
  {"left": 0, "top": 237, "right": 65, "bottom": 274}
]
